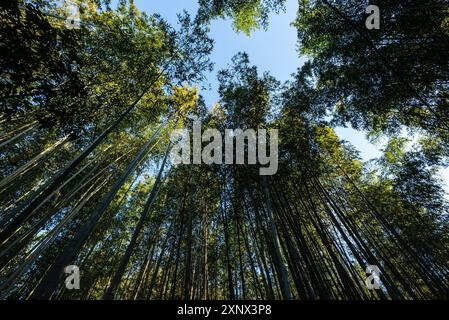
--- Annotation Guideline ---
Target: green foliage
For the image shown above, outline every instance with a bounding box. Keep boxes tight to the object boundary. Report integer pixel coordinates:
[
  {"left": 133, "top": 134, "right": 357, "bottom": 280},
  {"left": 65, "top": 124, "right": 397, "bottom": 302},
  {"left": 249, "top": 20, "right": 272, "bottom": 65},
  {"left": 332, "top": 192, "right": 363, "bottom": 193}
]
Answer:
[
  {"left": 0, "top": 0, "right": 448, "bottom": 301},
  {"left": 197, "top": 0, "right": 286, "bottom": 35},
  {"left": 294, "top": 0, "right": 449, "bottom": 162}
]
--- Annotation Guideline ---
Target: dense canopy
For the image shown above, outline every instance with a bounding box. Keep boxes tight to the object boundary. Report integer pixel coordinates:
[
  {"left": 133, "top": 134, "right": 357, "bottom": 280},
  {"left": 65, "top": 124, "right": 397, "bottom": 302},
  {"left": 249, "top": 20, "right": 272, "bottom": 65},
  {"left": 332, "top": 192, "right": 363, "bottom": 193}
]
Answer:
[{"left": 0, "top": 0, "right": 448, "bottom": 300}]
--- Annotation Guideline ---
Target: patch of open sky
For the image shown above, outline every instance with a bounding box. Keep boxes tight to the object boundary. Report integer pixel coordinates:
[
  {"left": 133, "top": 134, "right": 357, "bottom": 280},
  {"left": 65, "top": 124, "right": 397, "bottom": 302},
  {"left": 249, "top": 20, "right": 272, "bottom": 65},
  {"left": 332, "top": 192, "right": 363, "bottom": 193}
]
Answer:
[{"left": 132, "top": 0, "right": 448, "bottom": 194}]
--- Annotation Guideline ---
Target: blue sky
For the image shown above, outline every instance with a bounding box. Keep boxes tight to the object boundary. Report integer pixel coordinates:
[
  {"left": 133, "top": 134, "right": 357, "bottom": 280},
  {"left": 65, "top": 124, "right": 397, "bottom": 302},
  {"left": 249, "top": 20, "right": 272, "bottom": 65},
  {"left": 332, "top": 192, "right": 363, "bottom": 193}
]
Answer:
[
  {"left": 134, "top": 0, "right": 448, "bottom": 192},
  {"left": 135, "top": 1, "right": 381, "bottom": 157}
]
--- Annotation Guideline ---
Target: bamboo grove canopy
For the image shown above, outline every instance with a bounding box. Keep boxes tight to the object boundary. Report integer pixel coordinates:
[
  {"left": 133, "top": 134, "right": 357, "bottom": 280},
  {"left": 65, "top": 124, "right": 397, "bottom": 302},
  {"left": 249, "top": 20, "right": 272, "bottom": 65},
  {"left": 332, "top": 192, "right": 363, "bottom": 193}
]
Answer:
[{"left": 0, "top": 0, "right": 448, "bottom": 300}]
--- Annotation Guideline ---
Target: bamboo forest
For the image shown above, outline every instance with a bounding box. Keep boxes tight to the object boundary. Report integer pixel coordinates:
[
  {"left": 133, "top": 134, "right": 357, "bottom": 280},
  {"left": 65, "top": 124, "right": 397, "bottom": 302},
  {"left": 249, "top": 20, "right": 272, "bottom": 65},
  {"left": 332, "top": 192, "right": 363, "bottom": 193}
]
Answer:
[{"left": 1, "top": 0, "right": 449, "bottom": 301}]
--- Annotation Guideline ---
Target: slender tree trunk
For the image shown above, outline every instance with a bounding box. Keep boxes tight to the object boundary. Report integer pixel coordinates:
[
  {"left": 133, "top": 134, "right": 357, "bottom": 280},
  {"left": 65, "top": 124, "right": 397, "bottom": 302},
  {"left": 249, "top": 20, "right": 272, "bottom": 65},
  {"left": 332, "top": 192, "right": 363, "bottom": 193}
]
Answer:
[
  {"left": 0, "top": 122, "right": 40, "bottom": 149},
  {"left": 29, "top": 124, "right": 166, "bottom": 300},
  {"left": 103, "top": 142, "right": 172, "bottom": 300},
  {"left": 261, "top": 176, "right": 292, "bottom": 300}
]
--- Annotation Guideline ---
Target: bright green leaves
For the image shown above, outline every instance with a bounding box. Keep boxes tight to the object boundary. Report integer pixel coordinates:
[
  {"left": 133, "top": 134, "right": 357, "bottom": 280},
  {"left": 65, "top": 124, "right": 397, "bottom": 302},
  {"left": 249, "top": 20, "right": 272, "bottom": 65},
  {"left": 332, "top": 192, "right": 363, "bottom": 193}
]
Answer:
[
  {"left": 230, "top": 1, "right": 264, "bottom": 36},
  {"left": 197, "top": 0, "right": 286, "bottom": 35}
]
